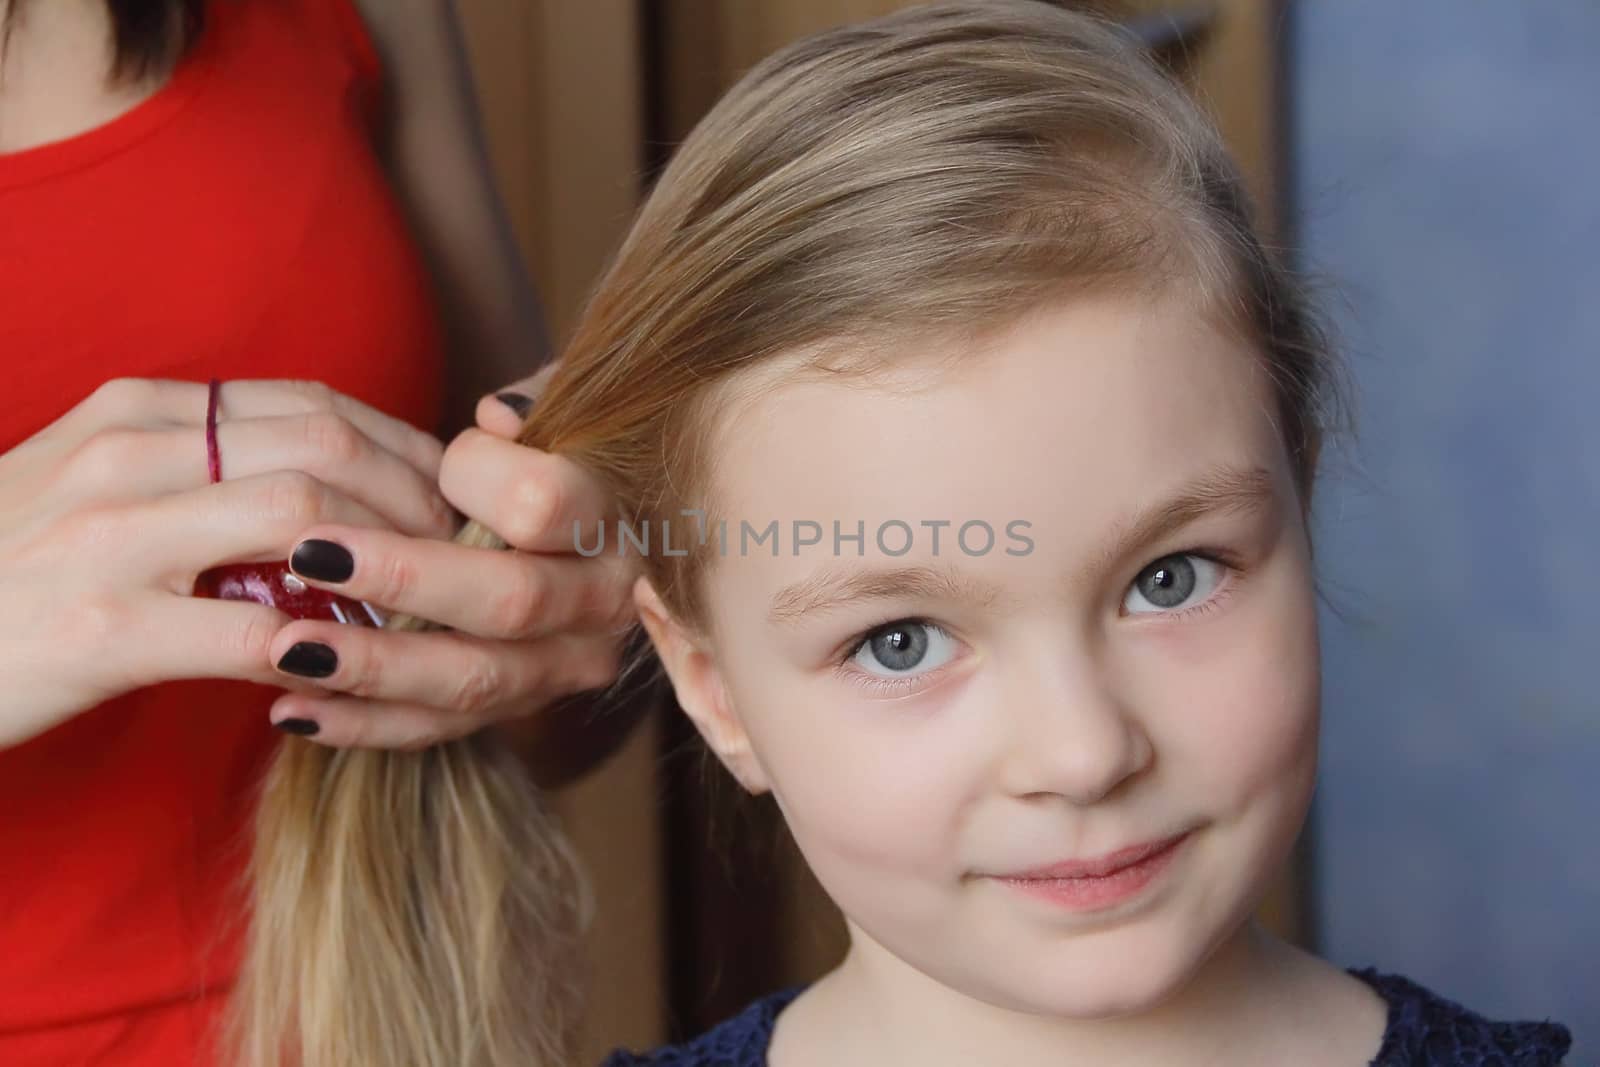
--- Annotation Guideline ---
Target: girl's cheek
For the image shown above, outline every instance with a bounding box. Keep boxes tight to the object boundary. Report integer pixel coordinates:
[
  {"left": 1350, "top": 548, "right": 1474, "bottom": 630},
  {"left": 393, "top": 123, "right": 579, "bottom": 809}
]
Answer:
[
  {"left": 1162, "top": 603, "right": 1321, "bottom": 806},
  {"left": 759, "top": 701, "right": 974, "bottom": 871}
]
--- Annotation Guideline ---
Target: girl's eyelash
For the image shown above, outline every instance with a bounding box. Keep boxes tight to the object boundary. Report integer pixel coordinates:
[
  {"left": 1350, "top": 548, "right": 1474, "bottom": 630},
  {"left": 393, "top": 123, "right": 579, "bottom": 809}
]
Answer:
[
  {"left": 832, "top": 617, "right": 953, "bottom": 696},
  {"left": 845, "top": 669, "right": 935, "bottom": 698},
  {"left": 1184, "top": 546, "right": 1244, "bottom": 570},
  {"left": 1123, "top": 546, "right": 1247, "bottom": 621}
]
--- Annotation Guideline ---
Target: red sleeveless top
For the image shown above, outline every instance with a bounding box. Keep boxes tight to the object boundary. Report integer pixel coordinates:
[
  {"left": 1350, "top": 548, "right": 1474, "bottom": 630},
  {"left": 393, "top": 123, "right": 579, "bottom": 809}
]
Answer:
[{"left": 0, "top": 1, "right": 445, "bottom": 1062}]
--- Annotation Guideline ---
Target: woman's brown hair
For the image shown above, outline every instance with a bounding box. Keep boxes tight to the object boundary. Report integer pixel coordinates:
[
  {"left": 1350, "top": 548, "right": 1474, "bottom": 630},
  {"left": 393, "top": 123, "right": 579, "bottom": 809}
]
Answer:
[
  {"left": 229, "top": 2, "right": 1345, "bottom": 1063},
  {"left": 1, "top": 0, "right": 206, "bottom": 82}
]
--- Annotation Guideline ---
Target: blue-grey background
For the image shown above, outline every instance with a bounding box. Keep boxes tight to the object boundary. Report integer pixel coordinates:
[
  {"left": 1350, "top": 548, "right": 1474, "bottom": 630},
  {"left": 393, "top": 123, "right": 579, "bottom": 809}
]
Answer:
[{"left": 1291, "top": 1, "right": 1598, "bottom": 1060}]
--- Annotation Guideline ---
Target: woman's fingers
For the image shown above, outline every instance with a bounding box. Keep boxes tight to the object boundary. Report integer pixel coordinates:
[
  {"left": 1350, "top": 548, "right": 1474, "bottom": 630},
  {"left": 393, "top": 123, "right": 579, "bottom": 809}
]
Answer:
[
  {"left": 51, "top": 378, "right": 446, "bottom": 479},
  {"left": 132, "top": 471, "right": 396, "bottom": 577},
  {"left": 114, "top": 595, "right": 295, "bottom": 691},
  {"left": 282, "top": 523, "right": 637, "bottom": 638},
  {"left": 215, "top": 415, "right": 456, "bottom": 539},
  {"left": 262, "top": 624, "right": 625, "bottom": 748},
  {"left": 268, "top": 693, "right": 465, "bottom": 750},
  {"left": 60, "top": 415, "right": 457, "bottom": 538},
  {"left": 216, "top": 379, "right": 446, "bottom": 480},
  {"left": 438, "top": 428, "right": 618, "bottom": 553}
]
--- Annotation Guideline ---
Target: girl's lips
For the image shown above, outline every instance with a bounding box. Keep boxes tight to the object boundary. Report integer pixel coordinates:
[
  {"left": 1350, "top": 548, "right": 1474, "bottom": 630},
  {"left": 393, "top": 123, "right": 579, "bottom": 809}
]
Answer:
[
  {"left": 999, "top": 830, "right": 1192, "bottom": 880},
  {"left": 990, "top": 831, "right": 1192, "bottom": 912}
]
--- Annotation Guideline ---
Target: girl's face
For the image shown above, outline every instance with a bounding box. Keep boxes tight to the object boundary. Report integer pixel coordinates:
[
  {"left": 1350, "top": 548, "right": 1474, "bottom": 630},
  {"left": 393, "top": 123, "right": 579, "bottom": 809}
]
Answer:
[{"left": 639, "top": 288, "right": 1321, "bottom": 1018}]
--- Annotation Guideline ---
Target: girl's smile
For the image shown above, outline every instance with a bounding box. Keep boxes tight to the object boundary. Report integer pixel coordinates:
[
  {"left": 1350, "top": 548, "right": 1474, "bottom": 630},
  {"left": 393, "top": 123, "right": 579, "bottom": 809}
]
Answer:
[{"left": 980, "top": 825, "right": 1197, "bottom": 914}]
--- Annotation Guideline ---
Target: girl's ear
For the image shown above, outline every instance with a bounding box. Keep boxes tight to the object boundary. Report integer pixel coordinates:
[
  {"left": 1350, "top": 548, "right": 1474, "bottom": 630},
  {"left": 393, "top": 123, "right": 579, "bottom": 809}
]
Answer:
[{"left": 632, "top": 576, "right": 771, "bottom": 795}]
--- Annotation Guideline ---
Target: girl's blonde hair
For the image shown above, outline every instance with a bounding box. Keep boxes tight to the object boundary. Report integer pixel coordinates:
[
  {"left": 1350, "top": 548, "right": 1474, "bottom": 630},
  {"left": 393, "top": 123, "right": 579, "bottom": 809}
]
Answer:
[{"left": 227, "top": 2, "right": 1343, "bottom": 1063}]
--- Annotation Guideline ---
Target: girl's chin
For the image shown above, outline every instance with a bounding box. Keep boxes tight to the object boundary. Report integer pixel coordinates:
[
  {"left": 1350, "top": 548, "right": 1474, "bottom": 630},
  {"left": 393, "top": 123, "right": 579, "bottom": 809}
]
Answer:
[
  {"left": 966, "top": 970, "right": 1192, "bottom": 1020},
  {"left": 928, "top": 933, "right": 1205, "bottom": 1020}
]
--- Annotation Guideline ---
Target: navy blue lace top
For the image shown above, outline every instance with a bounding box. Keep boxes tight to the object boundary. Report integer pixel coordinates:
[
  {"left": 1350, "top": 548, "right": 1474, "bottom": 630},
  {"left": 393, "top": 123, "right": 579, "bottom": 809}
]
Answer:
[{"left": 600, "top": 967, "right": 1573, "bottom": 1066}]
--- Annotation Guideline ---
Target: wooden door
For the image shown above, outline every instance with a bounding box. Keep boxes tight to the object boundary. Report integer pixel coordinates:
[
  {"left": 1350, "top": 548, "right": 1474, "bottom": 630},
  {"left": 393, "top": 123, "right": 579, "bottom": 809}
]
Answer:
[{"left": 454, "top": 3, "right": 665, "bottom": 1061}]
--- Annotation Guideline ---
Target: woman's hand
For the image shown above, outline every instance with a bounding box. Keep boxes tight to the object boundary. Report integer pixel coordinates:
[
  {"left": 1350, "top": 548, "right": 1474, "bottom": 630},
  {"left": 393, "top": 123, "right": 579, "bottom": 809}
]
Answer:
[
  {"left": 260, "top": 366, "right": 642, "bottom": 753},
  {"left": 0, "top": 378, "right": 456, "bottom": 750}
]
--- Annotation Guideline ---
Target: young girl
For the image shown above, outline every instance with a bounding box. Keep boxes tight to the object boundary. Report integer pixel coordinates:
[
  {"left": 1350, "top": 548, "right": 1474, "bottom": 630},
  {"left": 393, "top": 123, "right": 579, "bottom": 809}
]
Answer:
[{"left": 267, "top": 1, "right": 1573, "bottom": 1063}]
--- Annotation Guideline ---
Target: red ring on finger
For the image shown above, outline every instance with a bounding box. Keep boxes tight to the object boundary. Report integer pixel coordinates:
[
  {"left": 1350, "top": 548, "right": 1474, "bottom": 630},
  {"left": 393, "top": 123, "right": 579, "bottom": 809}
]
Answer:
[{"left": 206, "top": 377, "right": 223, "bottom": 483}]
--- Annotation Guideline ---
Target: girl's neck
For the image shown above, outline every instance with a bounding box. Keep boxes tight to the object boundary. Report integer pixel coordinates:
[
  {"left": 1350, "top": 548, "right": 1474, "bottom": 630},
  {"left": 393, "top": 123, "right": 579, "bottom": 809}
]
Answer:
[{"left": 774, "top": 920, "right": 1381, "bottom": 1067}]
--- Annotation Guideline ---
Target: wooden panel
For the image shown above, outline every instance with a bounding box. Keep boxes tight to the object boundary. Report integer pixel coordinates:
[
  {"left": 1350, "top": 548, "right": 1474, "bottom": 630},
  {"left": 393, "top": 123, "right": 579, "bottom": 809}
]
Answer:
[
  {"left": 716, "top": 0, "right": 916, "bottom": 71},
  {"left": 458, "top": 0, "right": 648, "bottom": 343},
  {"left": 1119, "top": 0, "right": 1283, "bottom": 235},
  {"left": 655, "top": 0, "right": 913, "bottom": 151},
  {"left": 453, "top": 0, "right": 545, "bottom": 270},
  {"left": 662, "top": 0, "right": 1281, "bottom": 230},
  {"left": 455, "top": 1, "right": 665, "bottom": 1060},
  {"left": 553, "top": 713, "right": 667, "bottom": 1061},
  {"left": 531, "top": 0, "right": 649, "bottom": 346}
]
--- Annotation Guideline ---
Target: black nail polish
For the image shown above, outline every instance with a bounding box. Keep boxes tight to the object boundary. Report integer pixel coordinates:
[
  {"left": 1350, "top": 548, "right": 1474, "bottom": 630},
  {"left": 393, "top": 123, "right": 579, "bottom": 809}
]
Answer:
[
  {"left": 275, "top": 718, "right": 321, "bottom": 736},
  {"left": 496, "top": 391, "right": 534, "bottom": 419},
  {"left": 277, "top": 641, "right": 338, "bottom": 678},
  {"left": 291, "top": 539, "right": 354, "bottom": 583}
]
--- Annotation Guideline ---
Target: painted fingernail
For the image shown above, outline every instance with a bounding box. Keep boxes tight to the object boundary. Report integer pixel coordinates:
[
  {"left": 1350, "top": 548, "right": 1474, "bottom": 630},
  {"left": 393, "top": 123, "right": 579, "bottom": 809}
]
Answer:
[
  {"left": 290, "top": 539, "right": 354, "bottom": 583},
  {"left": 277, "top": 641, "right": 338, "bottom": 678},
  {"left": 275, "top": 718, "right": 321, "bottom": 736},
  {"left": 496, "top": 391, "right": 534, "bottom": 419}
]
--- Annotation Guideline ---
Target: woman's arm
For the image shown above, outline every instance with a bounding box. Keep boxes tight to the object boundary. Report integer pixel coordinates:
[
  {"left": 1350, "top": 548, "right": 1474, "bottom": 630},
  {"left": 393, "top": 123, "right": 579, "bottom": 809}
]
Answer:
[{"left": 350, "top": 0, "right": 552, "bottom": 436}]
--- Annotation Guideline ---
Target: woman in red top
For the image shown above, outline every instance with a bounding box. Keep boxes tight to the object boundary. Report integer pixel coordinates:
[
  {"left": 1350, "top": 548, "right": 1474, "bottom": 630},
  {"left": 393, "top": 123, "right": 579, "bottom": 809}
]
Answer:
[{"left": 0, "top": 1, "right": 632, "bottom": 1063}]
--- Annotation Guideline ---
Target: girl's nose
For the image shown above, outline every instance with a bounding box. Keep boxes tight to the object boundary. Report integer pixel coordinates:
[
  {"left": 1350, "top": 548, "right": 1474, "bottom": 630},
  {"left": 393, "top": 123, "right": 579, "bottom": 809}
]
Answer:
[{"left": 993, "top": 652, "right": 1154, "bottom": 805}]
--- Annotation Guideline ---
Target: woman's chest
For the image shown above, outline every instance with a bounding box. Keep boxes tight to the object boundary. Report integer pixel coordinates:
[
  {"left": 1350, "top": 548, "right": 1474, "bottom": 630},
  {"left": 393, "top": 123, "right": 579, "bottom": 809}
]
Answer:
[{"left": 0, "top": 0, "right": 445, "bottom": 445}]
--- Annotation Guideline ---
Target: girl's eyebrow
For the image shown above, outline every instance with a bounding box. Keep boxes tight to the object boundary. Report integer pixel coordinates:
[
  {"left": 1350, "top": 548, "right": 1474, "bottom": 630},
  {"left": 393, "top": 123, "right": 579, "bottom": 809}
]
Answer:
[
  {"left": 765, "top": 464, "right": 1279, "bottom": 627},
  {"left": 1082, "top": 462, "right": 1278, "bottom": 582},
  {"left": 768, "top": 565, "right": 1017, "bottom": 627}
]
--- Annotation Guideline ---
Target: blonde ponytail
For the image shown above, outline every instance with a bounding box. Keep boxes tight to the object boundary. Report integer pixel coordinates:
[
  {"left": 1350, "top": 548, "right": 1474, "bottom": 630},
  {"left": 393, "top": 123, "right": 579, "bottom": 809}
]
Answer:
[{"left": 226, "top": 519, "right": 595, "bottom": 1067}]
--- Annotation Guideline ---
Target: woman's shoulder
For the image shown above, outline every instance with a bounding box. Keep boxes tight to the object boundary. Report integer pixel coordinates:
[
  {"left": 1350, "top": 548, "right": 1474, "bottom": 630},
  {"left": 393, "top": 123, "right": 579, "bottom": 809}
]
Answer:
[
  {"left": 1348, "top": 967, "right": 1573, "bottom": 1066},
  {"left": 599, "top": 985, "right": 807, "bottom": 1066}
]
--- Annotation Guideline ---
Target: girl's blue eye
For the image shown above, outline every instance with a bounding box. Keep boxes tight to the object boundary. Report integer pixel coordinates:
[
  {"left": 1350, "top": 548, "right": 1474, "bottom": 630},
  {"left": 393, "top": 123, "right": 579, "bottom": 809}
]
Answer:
[
  {"left": 1123, "top": 552, "right": 1225, "bottom": 614},
  {"left": 849, "top": 620, "right": 957, "bottom": 678}
]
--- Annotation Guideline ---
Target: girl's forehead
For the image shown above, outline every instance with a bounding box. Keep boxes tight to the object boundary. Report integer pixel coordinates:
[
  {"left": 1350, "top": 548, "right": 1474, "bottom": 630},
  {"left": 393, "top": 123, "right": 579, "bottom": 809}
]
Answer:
[
  {"left": 686, "top": 296, "right": 1294, "bottom": 632},
  {"left": 707, "top": 290, "right": 1280, "bottom": 513}
]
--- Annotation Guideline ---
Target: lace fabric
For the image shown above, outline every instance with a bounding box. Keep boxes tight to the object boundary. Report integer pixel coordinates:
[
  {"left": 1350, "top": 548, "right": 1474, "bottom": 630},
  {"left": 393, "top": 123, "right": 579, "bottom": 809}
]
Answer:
[{"left": 600, "top": 969, "right": 1573, "bottom": 1066}]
